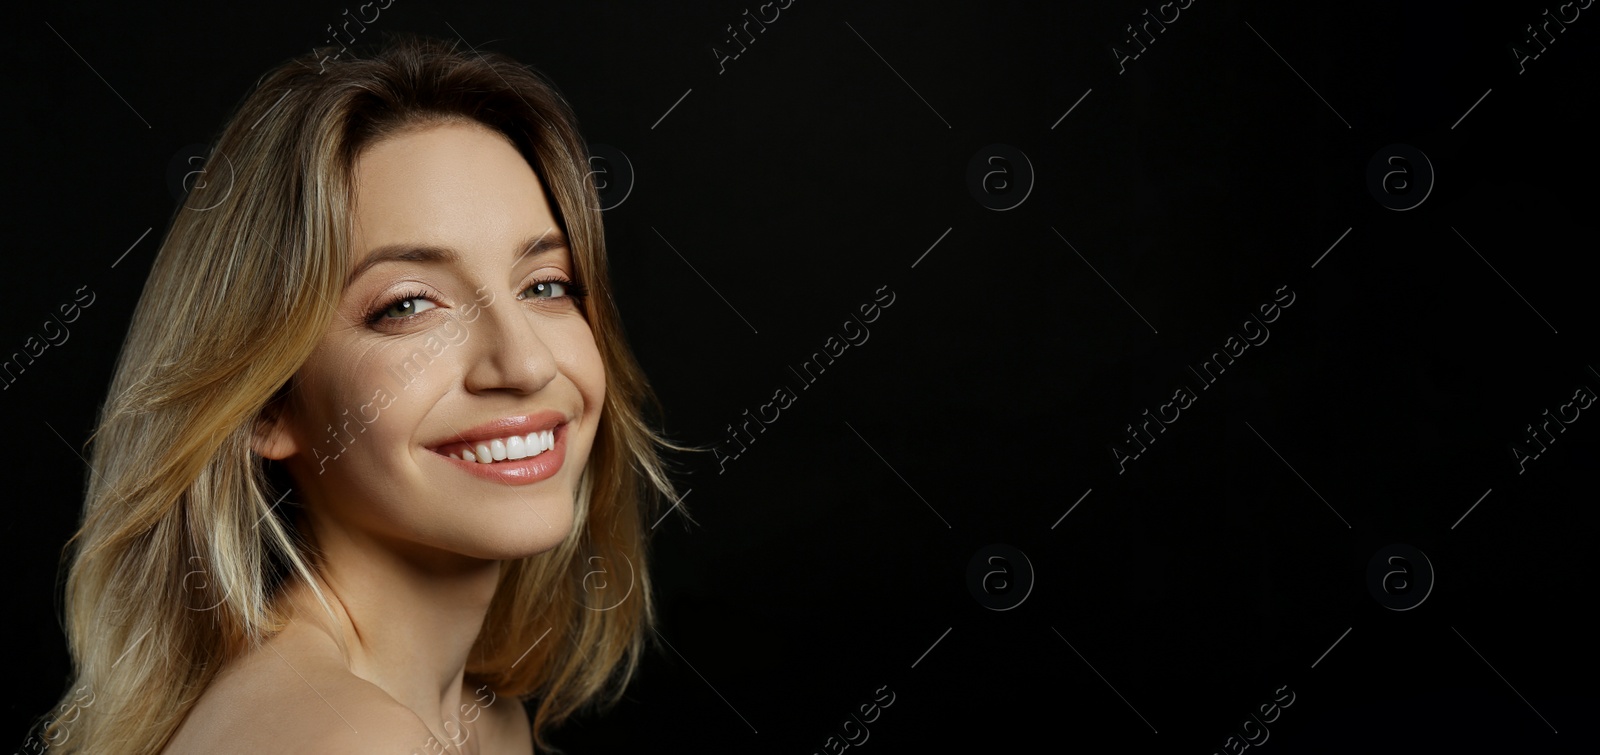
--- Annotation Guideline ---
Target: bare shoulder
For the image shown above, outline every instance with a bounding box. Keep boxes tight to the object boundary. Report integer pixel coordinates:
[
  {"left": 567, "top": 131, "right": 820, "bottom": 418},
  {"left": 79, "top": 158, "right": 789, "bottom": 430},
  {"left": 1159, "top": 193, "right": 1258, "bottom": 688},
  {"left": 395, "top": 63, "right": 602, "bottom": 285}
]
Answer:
[
  {"left": 469, "top": 683, "right": 532, "bottom": 754},
  {"left": 163, "top": 630, "right": 434, "bottom": 754}
]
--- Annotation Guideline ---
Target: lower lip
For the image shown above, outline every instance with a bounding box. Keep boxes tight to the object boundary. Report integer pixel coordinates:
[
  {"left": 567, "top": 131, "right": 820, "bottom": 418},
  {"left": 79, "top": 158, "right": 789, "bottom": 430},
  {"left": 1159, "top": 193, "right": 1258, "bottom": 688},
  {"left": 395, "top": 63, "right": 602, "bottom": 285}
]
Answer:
[{"left": 430, "top": 423, "right": 567, "bottom": 485}]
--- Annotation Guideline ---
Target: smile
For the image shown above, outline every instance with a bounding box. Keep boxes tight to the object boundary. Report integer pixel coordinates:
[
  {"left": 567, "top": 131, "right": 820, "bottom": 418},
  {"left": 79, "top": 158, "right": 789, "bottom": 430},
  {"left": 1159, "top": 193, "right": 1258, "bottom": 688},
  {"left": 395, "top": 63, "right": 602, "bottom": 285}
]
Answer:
[
  {"left": 440, "top": 429, "right": 555, "bottom": 463},
  {"left": 426, "top": 416, "right": 570, "bottom": 485}
]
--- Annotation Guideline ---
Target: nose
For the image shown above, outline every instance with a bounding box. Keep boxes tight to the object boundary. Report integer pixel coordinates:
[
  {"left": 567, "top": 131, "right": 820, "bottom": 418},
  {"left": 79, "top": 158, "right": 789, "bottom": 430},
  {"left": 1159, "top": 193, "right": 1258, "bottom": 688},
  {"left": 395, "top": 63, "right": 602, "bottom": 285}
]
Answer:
[{"left": 460, "top": 290, "right": 559, "bottom": 396}]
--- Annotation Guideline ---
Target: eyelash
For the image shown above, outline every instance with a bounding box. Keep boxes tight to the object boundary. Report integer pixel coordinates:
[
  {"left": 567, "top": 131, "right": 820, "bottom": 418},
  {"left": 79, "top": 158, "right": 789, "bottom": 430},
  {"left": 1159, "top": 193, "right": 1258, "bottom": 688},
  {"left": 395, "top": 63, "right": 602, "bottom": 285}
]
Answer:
[
  {"left": 522, "top": 277, "right": 590, "bottom": 304},
  {"left": 365, "top": 276, "right": 590, "bottom": 326}
]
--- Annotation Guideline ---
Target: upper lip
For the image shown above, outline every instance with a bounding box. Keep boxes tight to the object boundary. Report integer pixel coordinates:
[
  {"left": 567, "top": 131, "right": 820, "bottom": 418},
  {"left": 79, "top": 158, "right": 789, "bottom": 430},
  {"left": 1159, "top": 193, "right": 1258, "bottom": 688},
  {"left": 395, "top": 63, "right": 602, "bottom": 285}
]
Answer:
[{"left": 427, "top": 411, "right": 568, "bottom": 451}]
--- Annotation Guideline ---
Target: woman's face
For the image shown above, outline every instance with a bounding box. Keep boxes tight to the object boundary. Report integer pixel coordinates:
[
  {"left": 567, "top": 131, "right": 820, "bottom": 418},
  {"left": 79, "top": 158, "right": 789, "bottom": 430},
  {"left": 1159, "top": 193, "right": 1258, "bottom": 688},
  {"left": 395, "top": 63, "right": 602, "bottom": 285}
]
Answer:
[{"left": 257, "top": 120, "right": 603, "bottom": 562}]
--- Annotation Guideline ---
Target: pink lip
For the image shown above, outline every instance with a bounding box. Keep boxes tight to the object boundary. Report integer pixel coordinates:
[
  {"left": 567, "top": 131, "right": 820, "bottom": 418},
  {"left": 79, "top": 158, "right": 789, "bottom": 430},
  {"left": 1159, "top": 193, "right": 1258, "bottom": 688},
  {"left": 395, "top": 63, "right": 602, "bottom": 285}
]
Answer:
[
  {"left": 429, "top": 411, "right": 567, "bottom": 450},
  {"left": 426, "top": 412, "right": 569, "bottom": 485}
]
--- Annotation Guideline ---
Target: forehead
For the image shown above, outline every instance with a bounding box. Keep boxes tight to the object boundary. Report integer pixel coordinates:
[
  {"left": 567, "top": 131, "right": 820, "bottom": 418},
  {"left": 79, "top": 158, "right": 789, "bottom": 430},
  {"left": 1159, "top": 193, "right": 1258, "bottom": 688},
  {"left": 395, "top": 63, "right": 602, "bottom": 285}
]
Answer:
[{"left": 348, "top": 121, "right": 560, "bottom": 264}]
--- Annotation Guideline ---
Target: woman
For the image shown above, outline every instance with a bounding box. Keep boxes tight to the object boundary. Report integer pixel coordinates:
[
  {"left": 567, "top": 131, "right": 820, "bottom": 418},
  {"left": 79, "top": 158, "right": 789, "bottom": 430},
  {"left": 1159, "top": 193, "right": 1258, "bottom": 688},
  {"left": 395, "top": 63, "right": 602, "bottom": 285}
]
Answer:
[{"left": 39, "top": 34, "right": 692, "bottom": 754}]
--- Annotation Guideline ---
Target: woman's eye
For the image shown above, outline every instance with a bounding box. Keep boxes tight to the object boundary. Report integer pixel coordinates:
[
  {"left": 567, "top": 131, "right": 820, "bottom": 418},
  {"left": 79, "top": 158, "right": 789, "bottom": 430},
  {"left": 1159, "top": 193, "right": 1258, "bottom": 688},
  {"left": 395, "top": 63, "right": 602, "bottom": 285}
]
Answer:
[
  {"left": 522, "top": 278, "right": 583, "bottom": 300},
  {"left": 377, "top": 295, "right": 437, "bottom": 321}
]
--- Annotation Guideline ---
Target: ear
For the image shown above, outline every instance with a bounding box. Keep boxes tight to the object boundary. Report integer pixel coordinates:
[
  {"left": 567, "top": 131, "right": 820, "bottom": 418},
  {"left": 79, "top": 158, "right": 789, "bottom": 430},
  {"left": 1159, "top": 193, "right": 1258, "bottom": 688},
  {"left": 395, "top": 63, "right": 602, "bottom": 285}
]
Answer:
[{"left": 252, "top": 395, "right": 301, "bottom": 461}]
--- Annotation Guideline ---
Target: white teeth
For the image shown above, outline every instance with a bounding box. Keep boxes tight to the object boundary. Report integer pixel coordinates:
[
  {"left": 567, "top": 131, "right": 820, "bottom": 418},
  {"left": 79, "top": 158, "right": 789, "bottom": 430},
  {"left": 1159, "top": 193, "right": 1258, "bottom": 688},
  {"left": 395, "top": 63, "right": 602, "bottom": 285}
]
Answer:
[{"left": 453, "top": 427, "right": 559, "bottom": 464}]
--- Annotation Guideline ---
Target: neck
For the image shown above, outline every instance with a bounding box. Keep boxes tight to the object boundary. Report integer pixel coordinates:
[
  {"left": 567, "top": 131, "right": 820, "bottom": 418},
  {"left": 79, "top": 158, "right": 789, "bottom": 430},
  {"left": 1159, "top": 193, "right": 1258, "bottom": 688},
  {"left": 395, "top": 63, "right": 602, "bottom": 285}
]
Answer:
[{"left": 284, "top": 512, "right": 503, "bottom": 729}]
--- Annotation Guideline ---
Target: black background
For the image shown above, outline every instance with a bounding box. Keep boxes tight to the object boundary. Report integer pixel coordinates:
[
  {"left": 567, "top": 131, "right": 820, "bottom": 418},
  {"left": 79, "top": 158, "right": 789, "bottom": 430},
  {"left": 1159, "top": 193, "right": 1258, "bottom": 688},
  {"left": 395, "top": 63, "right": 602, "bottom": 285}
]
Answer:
[{"left": 4, "top": 1, "right": 1597, "bottom": 753}]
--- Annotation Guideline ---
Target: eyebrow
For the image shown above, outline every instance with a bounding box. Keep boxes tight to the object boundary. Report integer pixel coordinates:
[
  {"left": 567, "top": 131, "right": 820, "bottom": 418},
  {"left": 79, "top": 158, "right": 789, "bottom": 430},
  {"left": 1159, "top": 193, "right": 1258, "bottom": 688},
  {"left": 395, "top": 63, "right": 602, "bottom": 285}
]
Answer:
[{"left": 346, "top": 230, "right": 569, "bottom": 288}]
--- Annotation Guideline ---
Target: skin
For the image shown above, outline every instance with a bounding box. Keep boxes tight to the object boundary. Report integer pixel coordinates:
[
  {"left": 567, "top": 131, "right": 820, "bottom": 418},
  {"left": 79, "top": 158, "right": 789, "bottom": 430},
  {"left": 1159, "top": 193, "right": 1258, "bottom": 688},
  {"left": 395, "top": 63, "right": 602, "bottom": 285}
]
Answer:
[{"left": 163, "top": 120, "right": 604, "bottom": 753}]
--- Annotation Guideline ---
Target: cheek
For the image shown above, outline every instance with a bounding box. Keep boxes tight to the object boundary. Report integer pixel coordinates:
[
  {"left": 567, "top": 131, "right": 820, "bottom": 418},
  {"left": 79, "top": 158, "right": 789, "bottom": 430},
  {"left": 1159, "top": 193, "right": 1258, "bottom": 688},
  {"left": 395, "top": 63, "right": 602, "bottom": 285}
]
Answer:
[
  {"left": 552, "top": 320, "right": 606, "bottom": 406},
  {"left": 296, "top": 341, "right": 439, "bottom": 453}
]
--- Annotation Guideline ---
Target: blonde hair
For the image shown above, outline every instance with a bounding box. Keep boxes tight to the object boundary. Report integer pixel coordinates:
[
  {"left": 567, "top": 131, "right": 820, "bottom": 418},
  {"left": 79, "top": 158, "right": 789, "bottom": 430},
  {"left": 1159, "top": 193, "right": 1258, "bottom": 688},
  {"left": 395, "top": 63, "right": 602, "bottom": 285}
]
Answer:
[{"left": 41, "top": 34, "right": 694, "bottom": 754}]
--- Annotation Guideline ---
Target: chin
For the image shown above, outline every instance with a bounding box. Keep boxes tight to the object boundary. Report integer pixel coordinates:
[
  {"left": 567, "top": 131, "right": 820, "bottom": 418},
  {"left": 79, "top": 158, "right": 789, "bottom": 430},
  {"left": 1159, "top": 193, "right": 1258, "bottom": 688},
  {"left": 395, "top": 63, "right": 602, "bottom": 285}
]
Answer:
[{"left": 453, "top": 501, "right": 578, "bottom": 561}]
